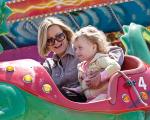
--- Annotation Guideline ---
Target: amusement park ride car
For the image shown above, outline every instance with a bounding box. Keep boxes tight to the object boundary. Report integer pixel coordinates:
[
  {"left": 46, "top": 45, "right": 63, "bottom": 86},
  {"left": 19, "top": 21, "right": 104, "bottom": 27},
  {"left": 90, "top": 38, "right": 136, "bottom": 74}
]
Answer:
[
  {"left": 1, "top": 0, "right": 150, "bottom": 120},
  {"left": 1, "top": 53, "right": 150, "bottom": 119}
]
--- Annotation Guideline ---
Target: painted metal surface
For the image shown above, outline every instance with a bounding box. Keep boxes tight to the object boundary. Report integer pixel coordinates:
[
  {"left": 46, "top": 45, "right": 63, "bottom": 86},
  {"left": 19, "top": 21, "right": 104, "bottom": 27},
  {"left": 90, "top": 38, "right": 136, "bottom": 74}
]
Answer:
[
  {"left": 1, "top": 0, "right": 150, "bottom": 50},
  {"left": 0, "top": 56, "right": 150, "bottom": 115},
  {"left": 6, "top": 0, "right": 130, "bottom": 22}
]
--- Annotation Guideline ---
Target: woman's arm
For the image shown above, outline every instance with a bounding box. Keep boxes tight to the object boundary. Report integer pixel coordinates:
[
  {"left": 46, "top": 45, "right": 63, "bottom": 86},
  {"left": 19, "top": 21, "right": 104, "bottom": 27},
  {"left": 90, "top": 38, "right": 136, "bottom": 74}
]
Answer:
[
  {"left": 42, "top": 58, "right": 53, "bottom": 75},
  {"left": 62, "top": 86, "right": 82, "bottom": 93},
  {"left": 108, "top": 46, "right": 124, "bottom": 66}
]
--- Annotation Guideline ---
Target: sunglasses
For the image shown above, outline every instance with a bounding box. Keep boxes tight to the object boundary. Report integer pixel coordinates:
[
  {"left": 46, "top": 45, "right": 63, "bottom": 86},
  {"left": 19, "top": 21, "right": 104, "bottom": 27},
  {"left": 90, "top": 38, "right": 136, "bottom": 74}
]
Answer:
[{"left": 47, "top": 32, "right": 65, "bottom": 46}]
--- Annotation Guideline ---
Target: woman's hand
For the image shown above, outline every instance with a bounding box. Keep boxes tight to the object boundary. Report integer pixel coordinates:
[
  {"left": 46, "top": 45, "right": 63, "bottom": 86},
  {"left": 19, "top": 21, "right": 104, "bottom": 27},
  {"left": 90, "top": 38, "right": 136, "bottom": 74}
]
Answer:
[
  {"left": 85, "top": 71, "right": 101, "bottom": 89},
  {"left": 85, "top": 70, "right": 109, "bottom": 89},
  {"left": 62, "top": 86, "right": 82, "bottom": 94}
]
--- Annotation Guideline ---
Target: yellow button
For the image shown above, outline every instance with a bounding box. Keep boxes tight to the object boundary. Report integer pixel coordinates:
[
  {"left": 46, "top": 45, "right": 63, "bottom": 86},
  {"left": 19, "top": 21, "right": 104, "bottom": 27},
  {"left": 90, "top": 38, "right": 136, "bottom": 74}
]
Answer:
[
  {"left": 42, "top": 84, "right": 52, "bottom": 93},
  {"left": 23, "top": 75, "right": 32, "bottom": 83},
  {"left": 140, "top": 92, "right": 148, "bottom": 100},
  {"left": 122, "top": 94, "right": 130, "bottom": 103},
  {"left": 6, "top": 66, "right": 14, "bottom": 72}
]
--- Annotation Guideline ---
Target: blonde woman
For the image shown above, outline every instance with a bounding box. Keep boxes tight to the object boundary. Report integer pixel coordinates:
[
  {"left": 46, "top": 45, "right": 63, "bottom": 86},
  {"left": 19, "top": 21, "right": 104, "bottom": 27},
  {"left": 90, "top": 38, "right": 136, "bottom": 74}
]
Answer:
[{"left": 38, "top": 17, "right": 87, "bottom": 102}]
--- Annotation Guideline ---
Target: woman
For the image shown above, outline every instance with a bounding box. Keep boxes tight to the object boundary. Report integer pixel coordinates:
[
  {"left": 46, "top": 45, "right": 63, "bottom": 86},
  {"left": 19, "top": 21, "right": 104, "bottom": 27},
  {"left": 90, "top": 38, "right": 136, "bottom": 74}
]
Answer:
[
  {"left": 38, "top": 17, "right": 86, "bottom": 102},
  {"left": 37, "top": 17, "right": 124, "bottom": 102}
]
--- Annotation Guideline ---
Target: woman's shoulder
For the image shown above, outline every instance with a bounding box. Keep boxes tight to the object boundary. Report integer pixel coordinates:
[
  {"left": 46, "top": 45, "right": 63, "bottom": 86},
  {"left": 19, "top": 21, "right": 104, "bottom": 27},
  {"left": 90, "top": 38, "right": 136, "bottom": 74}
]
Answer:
[{"left": 43, "top": 58, "right": 56, "bottom": 68}]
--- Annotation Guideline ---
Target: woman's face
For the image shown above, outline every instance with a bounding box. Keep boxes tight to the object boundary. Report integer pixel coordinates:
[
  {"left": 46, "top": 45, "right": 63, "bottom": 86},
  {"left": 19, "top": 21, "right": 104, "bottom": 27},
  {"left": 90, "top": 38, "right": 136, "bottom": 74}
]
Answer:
[
  {"left": 74, "top": 36, "right": 97, "bottom": 62},
  {"left": 47, "top": 25, "right": 68, "bottom": 57}
]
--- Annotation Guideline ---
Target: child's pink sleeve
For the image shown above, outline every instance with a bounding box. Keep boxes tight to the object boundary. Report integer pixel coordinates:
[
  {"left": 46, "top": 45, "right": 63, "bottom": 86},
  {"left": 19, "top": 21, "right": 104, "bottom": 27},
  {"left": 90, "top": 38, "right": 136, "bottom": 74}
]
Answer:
[{"left": 100, "top": 70, "right": 109, "bottom": 82}]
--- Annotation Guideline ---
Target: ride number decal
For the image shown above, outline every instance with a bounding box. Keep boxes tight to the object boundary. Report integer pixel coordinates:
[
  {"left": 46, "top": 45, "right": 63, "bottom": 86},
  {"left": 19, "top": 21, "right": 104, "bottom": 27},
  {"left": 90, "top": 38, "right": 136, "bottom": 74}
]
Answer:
[{"left": 138, "top": 77, "right": 147, "bottom": 90}]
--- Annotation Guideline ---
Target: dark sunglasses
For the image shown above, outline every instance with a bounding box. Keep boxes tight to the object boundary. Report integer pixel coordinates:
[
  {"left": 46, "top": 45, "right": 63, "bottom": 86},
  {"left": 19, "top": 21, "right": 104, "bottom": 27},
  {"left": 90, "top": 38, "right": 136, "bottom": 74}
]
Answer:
[{"left": 47, "top": 32, "right": 65, "bottom": 46}]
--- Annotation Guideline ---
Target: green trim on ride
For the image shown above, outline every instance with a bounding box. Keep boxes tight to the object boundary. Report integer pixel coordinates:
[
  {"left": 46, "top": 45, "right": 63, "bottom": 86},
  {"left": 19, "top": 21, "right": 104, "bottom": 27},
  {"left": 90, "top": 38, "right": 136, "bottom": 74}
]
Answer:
[
  {"left": 0, "top": 83, "right": 147, "bottom": 120},
  {"left": 0, "top": 0, "right": 12, "bottom": 35},
  {"left": 121, "top": 23, "right": 150, "bottom": 64},
  {"left": 0, "top": 44, "right": 3, "bottom": 53}
]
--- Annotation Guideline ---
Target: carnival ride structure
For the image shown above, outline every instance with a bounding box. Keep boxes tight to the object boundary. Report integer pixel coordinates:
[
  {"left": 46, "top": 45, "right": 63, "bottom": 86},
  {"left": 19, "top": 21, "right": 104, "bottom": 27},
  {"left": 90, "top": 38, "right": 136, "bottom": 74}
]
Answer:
[
  {"left": 1, "top": 55, "right": 150, "bottom": 120},
  {"left": 1, "top": 0, "right": 150, "bottom": 120},
  {"left": 121, "top": 23, "right": 150, "bottom": 64},
  {"left": 1, "top": 0, "right": 150, "bottom": 62}
]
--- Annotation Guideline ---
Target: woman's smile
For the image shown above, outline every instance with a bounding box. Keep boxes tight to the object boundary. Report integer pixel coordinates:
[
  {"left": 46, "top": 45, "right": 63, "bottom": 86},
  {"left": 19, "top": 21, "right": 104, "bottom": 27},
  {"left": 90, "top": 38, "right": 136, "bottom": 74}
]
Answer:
[{"left": 54, "top": 43, "right": 62, "bottom": 48}]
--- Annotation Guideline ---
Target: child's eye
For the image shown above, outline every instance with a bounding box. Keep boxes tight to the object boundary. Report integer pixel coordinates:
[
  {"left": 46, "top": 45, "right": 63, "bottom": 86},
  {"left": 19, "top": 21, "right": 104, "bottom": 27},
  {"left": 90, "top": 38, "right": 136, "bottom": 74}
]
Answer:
[{"left": 79, "top": 47, "right": 82, "bottom": 50}]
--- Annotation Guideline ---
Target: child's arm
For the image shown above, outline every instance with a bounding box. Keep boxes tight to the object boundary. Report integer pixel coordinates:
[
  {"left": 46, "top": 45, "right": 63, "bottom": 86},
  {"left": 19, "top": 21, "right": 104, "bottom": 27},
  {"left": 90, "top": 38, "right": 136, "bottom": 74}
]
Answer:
[
  {"left": 96, "top": 56, "right": 121, "bottom": 81},
  {"left": 85, "top": 56, "right": 121, "bottom": 89},
  {"left": 100, "top": 70, "right": 109, "bottom": 82}
]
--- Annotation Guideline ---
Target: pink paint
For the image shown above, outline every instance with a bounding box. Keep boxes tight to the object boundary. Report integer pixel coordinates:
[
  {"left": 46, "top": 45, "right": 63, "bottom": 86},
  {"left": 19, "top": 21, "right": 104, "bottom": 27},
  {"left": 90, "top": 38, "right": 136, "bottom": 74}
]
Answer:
[{"left": 0, "top": 45, "right": 45, "bottom": 62}]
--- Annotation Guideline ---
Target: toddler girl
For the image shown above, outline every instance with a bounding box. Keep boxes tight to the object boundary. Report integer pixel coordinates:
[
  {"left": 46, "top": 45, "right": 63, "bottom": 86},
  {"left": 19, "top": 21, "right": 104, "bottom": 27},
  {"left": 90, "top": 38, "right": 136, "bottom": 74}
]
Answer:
[{"left": 64, "top": 26, "right": 121, "bottom": 102}]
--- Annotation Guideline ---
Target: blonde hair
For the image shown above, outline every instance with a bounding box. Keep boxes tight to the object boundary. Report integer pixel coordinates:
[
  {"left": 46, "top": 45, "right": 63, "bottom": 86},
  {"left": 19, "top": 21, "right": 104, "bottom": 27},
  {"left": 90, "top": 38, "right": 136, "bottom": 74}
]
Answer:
[
  {"left": 73, "top": 25, "right": 109, "bottom": 53},
  {"left": 38, "top": 17, "right": 74, "bottom": 57}
]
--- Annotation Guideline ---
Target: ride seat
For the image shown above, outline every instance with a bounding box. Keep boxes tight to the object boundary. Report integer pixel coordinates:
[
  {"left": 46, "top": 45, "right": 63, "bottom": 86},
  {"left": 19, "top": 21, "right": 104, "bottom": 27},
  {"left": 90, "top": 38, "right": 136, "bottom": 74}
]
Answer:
[{"left": 107, "top": 55, "right": 146, "bottom": 104}]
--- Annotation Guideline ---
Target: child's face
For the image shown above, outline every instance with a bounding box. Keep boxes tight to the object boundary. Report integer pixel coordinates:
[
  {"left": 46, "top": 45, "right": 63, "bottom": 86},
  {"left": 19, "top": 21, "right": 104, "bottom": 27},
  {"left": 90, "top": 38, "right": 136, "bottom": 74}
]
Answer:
[{"left": 74, "top": 36, "right": 97, "bottom": 62}]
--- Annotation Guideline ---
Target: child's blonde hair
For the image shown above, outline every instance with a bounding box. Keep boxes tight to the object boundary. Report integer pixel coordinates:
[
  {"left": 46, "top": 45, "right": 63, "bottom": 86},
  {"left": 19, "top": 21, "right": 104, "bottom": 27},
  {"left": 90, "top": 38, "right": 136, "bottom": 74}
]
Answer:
[
  {"left": 38, "top": 17, "right": 74, "bottom": 57},
  {"left": 73, "top": 25, "right": 109, "bottom": 53}
]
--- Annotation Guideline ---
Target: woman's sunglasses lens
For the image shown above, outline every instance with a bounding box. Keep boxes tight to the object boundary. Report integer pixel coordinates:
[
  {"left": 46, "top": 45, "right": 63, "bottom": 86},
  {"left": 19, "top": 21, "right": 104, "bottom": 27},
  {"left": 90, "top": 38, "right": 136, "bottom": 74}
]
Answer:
[
  {"left": 47, "top": 33, "right": 65, "bottom": 46},
  {"left": 56, "top": 33, "right": 65, "bottom": 42},
  {"left": 47, "top": 38, "right": 55, "bottom": 46}
]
